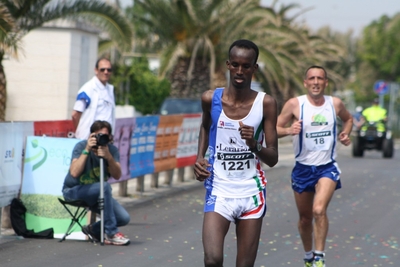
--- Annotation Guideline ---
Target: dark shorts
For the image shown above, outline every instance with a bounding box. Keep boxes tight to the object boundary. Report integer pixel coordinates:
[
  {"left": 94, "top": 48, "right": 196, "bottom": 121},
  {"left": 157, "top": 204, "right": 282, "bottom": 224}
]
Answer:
[{"left": 291, "top": 161, "right": 342, "bottom": 193}]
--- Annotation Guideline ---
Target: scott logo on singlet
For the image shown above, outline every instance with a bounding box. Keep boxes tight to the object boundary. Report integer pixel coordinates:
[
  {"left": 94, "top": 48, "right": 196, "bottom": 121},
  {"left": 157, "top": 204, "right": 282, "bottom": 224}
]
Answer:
[
  {"left": 217, "top": 152, "right": 254, "bottom": 161},
  {"left": 311, "top": 114, "right": 328, "bottom": 126},
  {"left": 306, "top": 131, "right": 331, "bottom": 138}
]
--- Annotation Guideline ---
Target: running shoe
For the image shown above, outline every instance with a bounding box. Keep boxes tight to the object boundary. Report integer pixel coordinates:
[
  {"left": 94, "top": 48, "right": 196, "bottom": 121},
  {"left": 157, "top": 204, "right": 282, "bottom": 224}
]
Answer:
[
  {"left": 304, "top": 258, "right": 314, "bottom": 267},
  {"left": 81, "top": 224, "right": 100, "bottom": 242},
  {"left": 105, "top": 232, "right": 130, "bottom": 246},
  {"left": 313, "top": 256, "right": 325, "bottom": 267}
]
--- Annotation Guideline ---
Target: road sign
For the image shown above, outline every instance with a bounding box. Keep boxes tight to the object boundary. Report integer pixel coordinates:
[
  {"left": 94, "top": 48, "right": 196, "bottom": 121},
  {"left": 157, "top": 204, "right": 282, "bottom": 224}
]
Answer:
[{"left": 373, "top": 80, "right": 389, "bottom": 95}]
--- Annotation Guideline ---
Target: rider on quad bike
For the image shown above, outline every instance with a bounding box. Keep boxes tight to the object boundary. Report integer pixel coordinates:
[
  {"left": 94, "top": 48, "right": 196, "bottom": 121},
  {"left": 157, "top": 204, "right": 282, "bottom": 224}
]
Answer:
[
  {"left": 352, "top": 98, "right": 393, "bottom": 158},
  {"left": 361, "top": 98, "right": 387, "bottom": 133}
]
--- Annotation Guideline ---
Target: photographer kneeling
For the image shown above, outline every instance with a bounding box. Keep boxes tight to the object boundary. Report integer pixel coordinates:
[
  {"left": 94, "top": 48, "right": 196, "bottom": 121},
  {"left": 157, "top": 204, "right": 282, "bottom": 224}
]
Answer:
[{"left": 62, "top": 120, "right": 130, "bottom": 245}]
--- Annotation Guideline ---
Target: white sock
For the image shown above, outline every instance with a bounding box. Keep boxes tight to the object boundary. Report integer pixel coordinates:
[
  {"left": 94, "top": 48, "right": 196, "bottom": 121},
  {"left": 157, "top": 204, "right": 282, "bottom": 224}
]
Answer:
[
  {"left": 304, "top": 251, "right": 314, "bottom": 260},
  {"left": 314, "top": 250, "right": 325, "bottom": 257}
]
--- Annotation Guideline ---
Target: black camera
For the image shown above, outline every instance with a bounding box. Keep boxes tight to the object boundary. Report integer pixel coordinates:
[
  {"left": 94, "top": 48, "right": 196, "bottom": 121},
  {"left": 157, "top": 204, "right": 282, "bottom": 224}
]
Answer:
[{"left": 94, "top": 133, "right": 110, "bottom": 147}]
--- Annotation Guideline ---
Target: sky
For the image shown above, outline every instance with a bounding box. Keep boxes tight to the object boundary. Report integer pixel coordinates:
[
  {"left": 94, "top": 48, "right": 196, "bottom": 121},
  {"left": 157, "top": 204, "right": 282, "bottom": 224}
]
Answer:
[
  {"left": 119, "top": 0, "right": 400, "bottom": 37},
  {"left": 261, "top": 0, "right": 400, "bottom": 36}
]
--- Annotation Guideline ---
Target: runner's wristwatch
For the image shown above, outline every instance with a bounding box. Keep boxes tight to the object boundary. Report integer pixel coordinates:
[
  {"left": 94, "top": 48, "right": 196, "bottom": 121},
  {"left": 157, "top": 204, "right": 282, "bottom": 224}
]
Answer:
[{"left": 250, "top": 143, "right": 262, "bottom": 153}]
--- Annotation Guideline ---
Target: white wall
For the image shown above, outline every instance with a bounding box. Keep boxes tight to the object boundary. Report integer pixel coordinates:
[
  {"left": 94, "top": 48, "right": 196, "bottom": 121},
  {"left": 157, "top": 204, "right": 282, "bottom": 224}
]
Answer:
[
  {"left": 115, "top": 105, "right": 142, "bottom": 118},
  {"left": 4, "top": 25, "right": 98, "bottom": 121}
]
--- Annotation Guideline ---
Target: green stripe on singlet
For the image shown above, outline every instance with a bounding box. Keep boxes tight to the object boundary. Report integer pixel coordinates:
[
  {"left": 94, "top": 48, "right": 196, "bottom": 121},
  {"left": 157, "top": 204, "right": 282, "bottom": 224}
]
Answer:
[
  {"left": 253, "top": 119, "right": 264, "bottom": 194},
  {"left": 254, "top": 119, "right": 264, "bottom": 140}
]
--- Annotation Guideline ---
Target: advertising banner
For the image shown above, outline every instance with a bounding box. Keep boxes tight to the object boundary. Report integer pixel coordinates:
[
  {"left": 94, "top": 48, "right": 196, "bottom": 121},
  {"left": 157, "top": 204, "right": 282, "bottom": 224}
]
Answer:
[
  {"left": 0, "top": 122, "right": 34, "bottom": 208},
  {"left": 129, "top": 116, "right": 159, "bottom": 178},
  {"left": 20, "top": 136, "right": 84, "bottom": 239},
  {"left": 34, "top": 120, "right": 75, "bottom": 138},
  {"left": 153, "top": 115, "right": 183, "bottom": 173},
  {"left": 176, "top": 114, "right": 201, "bottom": 167},
  {"left": 109, "top": 118, "right": 136, "bottom": 183}
]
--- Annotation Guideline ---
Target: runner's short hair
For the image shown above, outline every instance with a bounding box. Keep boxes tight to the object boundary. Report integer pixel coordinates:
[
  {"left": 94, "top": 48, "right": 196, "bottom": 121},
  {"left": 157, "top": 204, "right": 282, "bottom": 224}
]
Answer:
[{"left": 228, "top": 39, "right": 259, "bottom": 64}]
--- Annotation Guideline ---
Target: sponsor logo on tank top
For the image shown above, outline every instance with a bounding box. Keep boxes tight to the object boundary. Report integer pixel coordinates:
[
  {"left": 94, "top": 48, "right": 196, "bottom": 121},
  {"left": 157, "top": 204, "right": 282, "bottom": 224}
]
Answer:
[
  {"left": 218, "top": 120, "right": 236, "bottom": 130},
  {"left": 305, "top": 131, "right": 331, "bottom": 138},
  {"left": 311, "top": 114, "right": 328, "bottom": 126},
  {"left": 217, "top": 143, "right": 248, "bottom": 152},
  {"left": 217, "top": 152, "right": 254, "bottom": 160}
]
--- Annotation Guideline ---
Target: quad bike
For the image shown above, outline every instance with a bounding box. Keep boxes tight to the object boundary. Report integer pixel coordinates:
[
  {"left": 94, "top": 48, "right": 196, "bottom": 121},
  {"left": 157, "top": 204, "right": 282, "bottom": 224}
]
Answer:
[{"left": 352, "top": 120, "right": 394, "bottom": 158}]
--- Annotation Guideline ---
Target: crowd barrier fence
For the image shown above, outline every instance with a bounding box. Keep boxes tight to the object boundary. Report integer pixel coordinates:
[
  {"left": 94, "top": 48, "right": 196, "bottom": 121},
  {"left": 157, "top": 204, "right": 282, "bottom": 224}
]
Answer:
[{"left": 0, "top": 114, "right": 201, "bottom": 238}]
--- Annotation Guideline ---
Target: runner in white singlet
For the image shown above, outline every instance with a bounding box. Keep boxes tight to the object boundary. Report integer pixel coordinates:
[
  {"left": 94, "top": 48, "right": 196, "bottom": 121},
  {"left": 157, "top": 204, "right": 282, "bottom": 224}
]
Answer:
[
  {"left": 194, "top": 40, "right": 278, "bottom": 267},
  {"left": 277, "top": 66, "right": 353, "bottom": 267}
]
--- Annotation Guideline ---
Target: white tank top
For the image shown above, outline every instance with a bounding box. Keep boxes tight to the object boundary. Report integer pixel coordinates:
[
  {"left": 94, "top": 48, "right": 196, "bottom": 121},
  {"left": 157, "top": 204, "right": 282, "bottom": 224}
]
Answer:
[
  {"left": 205, "top": 88, "right": 266, "bottom": 198},
  {"left": 293, "top": 95, "right": 337, "bottom": 166}
]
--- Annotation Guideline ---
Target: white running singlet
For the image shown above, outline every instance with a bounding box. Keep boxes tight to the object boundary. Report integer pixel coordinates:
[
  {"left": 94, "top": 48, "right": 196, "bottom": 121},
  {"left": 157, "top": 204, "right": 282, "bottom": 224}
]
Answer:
[
  {"left": 205, "top": 88, "right": 266, "bottom": 198},
  {"left": 293, "top": 95, "right": 337, "bottom": 166}
]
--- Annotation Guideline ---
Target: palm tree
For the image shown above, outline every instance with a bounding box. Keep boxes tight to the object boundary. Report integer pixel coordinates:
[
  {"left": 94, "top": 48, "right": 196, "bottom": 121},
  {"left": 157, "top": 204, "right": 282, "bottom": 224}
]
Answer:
[
  {"left": 128, "top": 0, "right": 345, "bottom": 106},
  {"left": 129, "top": 0, "right": 288, "bottom": 97},
  {"left": 0, "top": 2, "right": 17, "bottom": 120},
  {"left": 0, "top": 0, "right": 133, "bottom": 121},
  {"left": 252, "top": 2, "right": 345, "bottom": 108}
]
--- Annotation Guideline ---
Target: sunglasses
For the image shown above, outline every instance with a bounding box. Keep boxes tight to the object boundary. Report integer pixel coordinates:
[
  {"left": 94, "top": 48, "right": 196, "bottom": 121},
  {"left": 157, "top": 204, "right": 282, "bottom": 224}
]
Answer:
[{"left": 99, "top": 68, "right": 112, "bottom": 73}]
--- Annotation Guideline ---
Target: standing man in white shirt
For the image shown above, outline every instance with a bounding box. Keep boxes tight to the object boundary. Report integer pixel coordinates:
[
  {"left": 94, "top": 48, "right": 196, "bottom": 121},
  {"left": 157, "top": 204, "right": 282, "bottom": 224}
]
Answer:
[{"left": 72, "top": 58, "right": 116, "bottom": 140}]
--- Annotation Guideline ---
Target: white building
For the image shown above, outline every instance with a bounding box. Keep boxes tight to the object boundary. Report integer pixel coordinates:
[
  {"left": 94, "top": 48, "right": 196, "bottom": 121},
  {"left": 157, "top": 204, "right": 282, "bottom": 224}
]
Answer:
[{"left": 4, "top": 20, "right": 99, "bottom": 121}]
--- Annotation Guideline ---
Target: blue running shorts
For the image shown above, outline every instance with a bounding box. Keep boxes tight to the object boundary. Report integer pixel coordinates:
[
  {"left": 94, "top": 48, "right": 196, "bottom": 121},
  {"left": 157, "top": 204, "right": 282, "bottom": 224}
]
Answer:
[{"left": 291, "top": 161, "right": 342, "bottom": 193}]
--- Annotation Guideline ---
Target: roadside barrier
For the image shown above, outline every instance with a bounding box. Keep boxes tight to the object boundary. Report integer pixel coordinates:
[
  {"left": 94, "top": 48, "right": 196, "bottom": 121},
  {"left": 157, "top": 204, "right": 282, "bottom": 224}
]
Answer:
[{"left": 0, "top": 114, "right": 201, "bottom": 239}]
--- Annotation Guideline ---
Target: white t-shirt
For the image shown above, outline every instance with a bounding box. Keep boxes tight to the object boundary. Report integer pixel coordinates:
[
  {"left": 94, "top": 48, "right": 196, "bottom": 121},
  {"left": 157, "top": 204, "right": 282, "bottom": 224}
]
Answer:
[{"left": 73, "top": 86, "right": 114, "bottom": 125}]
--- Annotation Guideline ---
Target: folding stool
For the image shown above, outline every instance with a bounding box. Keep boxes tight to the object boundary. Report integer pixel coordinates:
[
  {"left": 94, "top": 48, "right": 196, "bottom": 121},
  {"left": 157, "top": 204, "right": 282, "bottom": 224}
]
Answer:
[{"left": 58, "top": 198, "right": 93, "bottom": 242}]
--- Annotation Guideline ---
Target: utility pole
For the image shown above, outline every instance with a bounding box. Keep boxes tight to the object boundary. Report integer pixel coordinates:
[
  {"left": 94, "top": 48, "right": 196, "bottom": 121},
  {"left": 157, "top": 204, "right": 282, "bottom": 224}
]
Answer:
[{"left": 388, "top": 82, "right": 400, "bottom": 131}]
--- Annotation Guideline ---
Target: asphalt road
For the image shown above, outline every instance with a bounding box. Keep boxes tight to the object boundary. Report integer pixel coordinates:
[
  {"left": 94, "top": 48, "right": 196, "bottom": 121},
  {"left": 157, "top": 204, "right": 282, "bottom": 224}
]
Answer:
[{"left": 0, "top": 143, "right": 399, "bottom": 267}]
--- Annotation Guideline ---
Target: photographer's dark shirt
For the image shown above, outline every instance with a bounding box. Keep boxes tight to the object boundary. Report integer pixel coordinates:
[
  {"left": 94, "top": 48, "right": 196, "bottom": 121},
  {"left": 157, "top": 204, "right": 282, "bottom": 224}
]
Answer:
[{"left": 62, "top": 140, "right": 120, "bottom": 190}]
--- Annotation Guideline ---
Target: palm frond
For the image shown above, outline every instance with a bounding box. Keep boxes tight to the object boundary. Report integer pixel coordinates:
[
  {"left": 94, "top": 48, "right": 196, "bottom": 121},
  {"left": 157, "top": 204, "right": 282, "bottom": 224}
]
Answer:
[
  {"left": 14, "top": 0, "right": 133, "bottom": 52},
  {"left": 0, "top": 2, "right": 19, "bottom": 57}
]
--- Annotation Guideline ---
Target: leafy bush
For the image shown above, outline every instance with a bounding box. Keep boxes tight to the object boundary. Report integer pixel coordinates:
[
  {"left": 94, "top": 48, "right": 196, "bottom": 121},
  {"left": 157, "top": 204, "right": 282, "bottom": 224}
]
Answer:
[{"left": 111, "top": 57, "right": 170, "bottom": 114}]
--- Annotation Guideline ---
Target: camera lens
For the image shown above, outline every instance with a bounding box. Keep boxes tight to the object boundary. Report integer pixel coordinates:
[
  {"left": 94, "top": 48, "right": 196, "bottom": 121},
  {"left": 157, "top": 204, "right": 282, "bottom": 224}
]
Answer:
[{"left": 96, "top": 133, "right": 110, "bottom": 146}]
